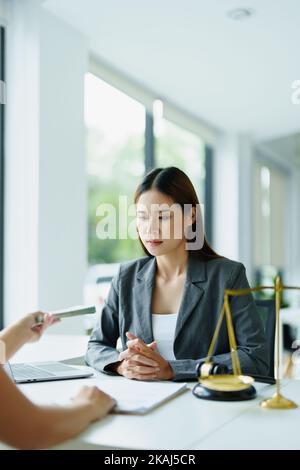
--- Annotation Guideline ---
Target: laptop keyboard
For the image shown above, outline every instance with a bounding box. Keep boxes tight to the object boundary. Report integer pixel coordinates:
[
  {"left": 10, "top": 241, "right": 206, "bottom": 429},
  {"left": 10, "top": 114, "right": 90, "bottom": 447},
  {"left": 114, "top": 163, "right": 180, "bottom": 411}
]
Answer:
[
  {"left": 34, "top": 363, "right": 79, "bottom": 373},
  {"left": 11, "top": 364, "right": 56, "bottom": 380},
  {"left": 8, "top": 362, "right": 93, "bottom": 382}
]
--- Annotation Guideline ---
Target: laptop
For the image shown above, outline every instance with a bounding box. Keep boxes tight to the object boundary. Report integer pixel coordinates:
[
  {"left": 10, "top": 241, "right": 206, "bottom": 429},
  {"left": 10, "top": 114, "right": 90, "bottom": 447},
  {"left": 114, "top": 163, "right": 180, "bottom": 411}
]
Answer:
[{"left": 5, "top": 361, "right": 94, "bottom": 384}]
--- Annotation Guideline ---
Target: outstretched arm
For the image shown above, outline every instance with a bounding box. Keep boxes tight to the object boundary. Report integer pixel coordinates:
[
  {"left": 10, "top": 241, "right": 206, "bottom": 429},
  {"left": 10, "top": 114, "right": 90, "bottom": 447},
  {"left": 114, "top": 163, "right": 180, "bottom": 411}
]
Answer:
[
  {"left": 0, "top": 312, "right": 58, "bottom": 361},
  {"left": 0, "top": 367, "right": 115, "bottom": 449}
]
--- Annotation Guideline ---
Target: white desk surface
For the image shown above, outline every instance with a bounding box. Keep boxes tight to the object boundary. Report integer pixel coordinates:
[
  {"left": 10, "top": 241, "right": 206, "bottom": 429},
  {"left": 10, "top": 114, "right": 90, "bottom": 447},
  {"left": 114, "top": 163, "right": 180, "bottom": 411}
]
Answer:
[
  {"left": 193, "top": 379, "right": 300, "bottom": 450},
  {"left": 7, "top": 334, "right": 300, "bottom": 450}
]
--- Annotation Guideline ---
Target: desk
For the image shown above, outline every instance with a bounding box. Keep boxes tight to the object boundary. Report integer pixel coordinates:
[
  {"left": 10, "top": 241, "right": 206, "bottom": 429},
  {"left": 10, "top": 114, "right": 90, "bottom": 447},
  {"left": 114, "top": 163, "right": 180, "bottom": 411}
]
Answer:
[
  {"left": 7, "top": 334, "right": 300, "bottom": 450},
  {"left": 193, "top": 379, "right": 300, "bottom": 450}
]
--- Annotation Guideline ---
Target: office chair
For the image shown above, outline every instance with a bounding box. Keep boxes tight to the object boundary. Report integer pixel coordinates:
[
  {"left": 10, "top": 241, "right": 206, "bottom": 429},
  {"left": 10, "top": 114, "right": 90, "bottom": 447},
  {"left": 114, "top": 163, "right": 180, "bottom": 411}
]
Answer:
[{"left": 255, "top": 299, "right": 276, "bottom": 378}]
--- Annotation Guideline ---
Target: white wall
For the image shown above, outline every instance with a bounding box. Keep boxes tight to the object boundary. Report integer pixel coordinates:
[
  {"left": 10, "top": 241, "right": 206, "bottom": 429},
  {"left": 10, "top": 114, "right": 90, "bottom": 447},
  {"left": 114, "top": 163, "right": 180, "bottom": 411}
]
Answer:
[
  {"left": 237, "top": 135, "right": 254, "bottom": 278},
  {"left": 4, "top": 0, "right": 88, "bottom": 333},
  {"left": 5, "top": 0, "right": 40, "bottom": 323},
  {"left": 38, "top": 8, "right": 87, "bottom": 334},
  {"left": 213, "top": 133, "right": 239, "bottom": 263},
  {"left": 213, "top": 133, "right": 255, "bottom": 282}
]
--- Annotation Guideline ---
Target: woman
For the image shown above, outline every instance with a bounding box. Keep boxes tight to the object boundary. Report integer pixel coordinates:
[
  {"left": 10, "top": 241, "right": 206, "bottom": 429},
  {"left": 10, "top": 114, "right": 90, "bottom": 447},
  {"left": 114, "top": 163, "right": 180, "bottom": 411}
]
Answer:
[
  {"left": 86, "top": 167, "right": 268, "bottom": 381},
  {"left": 0, "top": 312, "right": 115, "bottom": 449}
]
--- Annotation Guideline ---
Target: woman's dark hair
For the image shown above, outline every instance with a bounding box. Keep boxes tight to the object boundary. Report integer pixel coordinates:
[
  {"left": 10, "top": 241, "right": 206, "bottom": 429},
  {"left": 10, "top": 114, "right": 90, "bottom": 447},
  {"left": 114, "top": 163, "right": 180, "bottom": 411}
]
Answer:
[{"left": 134, "top": 166, "right": 222, "bottom": 260}]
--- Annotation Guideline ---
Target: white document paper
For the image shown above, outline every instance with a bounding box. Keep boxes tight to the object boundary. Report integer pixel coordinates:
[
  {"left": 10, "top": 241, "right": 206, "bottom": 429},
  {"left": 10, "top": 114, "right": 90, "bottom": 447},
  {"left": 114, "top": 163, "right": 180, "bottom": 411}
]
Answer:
[
  {"left": 19, "top": 375, "right": 187, "bottom": 415},
  {"left": 93, "top": 379, "right": 187, "bottom": 414}
]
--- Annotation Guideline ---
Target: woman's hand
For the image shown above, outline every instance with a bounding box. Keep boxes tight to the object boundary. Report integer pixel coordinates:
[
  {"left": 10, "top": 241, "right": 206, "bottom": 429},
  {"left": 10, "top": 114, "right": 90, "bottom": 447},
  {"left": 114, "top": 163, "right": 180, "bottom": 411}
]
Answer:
[
  {"left": 73, "top": 386, "right": 116, "bottom": 422},
  {"left": 116, "top": 332, "right": 174, "bottom": 381},
  {"left": 0, "top": 312, "right": 60, "bottom": 361},
  {"left": 16, "top": 312, "right": 60, "bottom": 344}
]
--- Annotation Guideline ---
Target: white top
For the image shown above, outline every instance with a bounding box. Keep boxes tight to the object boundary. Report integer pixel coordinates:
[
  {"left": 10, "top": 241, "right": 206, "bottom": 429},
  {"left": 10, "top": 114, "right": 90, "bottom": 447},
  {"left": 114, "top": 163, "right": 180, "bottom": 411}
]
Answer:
[{"left": 151, "top": 313, "right": 178, "bottom": 361}]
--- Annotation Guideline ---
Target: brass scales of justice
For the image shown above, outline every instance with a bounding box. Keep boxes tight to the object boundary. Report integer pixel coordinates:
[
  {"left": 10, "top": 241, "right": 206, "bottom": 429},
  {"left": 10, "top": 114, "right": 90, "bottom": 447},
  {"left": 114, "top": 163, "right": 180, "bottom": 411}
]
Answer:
[{"left": 193, "top": 276, "right": 300, "bottom": 409}]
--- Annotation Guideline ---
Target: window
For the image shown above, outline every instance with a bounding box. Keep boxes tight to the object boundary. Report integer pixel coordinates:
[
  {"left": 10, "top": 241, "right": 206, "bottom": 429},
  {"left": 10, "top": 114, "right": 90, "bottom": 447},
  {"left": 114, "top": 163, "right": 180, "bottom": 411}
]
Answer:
[
  {"left": 155, "top": 117, "right": 206, "bottom": 205},
  {"left": 85, "top": 73, "right": 145, "bottom": 265},
  {"left": 0, "top": 26, "right": 5, "bottom": 329},
  {"left": 85, "top": 69, "right": 214, "bottom": 274},
  {"left": 155, "top": 116, "right": 213, "bottom": 240}
]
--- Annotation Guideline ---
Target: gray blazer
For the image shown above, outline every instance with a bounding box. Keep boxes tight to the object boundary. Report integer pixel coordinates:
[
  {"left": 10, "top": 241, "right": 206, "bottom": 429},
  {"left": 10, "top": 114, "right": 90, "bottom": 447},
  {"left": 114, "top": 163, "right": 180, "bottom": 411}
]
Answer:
[{"left": 85, "top": 255, "right": 269, "bottom": 380}]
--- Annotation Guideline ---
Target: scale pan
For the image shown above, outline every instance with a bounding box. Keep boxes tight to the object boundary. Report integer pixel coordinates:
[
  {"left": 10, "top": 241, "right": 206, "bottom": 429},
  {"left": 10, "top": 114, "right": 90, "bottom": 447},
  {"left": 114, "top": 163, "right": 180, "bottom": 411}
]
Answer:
[{"left": 199, "top": 374, "right": 254, "bottom": 392}]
